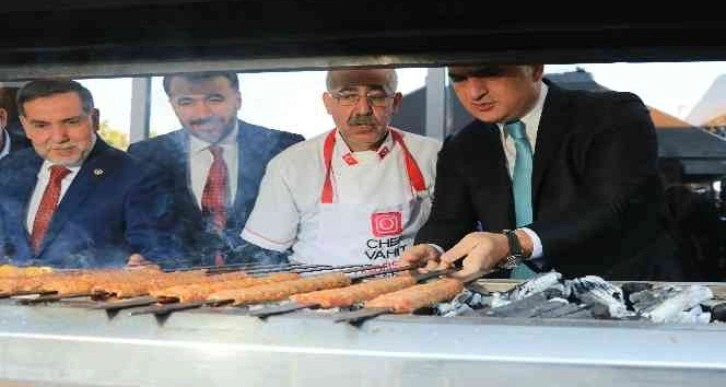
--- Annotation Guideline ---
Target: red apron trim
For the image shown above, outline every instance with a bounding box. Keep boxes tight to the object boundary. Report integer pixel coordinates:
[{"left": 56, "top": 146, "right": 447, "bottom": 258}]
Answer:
[{"left": 320, "top": 128, "right": 426, "bottom": 204}]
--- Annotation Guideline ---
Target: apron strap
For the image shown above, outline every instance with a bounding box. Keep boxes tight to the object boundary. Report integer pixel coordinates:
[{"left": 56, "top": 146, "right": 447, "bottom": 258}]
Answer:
[
  {"left": 320, "top": 128, "right": 426, "bottom": 204},
  {"left": 389, "top": 129, "right": 427, "bottom": 193},
  {"left": 321, "top": 129, "right": 337, "bottom": 204}
]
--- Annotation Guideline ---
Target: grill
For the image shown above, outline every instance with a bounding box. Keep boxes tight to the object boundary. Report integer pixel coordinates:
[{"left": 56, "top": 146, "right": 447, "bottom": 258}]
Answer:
[{"left": 2, "top": 263, "right": 726, "bottom": 386}]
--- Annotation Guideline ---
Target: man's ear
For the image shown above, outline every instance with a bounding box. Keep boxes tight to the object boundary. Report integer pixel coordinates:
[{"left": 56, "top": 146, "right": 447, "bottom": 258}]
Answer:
[
  {"left": 322, "top": 92, "right": 335, "bottom": 115},
  {"left": 0, "top": 108, "right": 7, "bottom": 130},
  {"left": 391, "top": 92, "right": 403, "bottom": 114}
]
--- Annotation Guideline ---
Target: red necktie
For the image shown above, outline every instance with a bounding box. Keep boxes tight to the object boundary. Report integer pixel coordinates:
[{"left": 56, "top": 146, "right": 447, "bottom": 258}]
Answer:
[
  {"left": 30, "top": 165, "right": 71, "bottom": 254},
  {"left": 200, "top": 146, "right": 228, "bottom": 266}
]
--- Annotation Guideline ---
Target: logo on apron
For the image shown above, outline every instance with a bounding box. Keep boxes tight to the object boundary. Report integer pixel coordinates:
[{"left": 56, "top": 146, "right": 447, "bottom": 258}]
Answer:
[{"left": 371, "top": 211, "right": 402, "bottom": 237}]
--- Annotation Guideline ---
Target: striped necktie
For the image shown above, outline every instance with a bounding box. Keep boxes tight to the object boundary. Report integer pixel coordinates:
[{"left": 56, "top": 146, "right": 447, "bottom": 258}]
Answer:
[{"left": 504, "top": 121, "right": 537, "bottom": 279}]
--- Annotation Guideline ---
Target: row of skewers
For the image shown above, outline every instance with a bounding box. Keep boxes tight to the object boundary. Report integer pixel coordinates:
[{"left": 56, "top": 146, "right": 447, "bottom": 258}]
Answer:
[{"left": 0, "top": 263, "right": 469, "bottom": 323}]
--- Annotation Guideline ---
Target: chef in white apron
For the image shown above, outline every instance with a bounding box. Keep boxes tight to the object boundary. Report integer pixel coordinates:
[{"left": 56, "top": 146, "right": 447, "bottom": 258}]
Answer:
[{"left": 241, "top": 68, "right": 442, "bottom": 266}]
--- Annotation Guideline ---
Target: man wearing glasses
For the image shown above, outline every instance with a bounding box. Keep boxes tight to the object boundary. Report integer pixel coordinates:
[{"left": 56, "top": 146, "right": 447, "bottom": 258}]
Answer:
[{"left": 241, "top": 68, "right": 442, "bottom": 266}]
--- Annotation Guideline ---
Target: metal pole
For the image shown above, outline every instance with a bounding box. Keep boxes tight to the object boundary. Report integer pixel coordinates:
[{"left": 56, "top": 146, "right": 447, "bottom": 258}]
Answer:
[
  {"left": 424, "top": 68, "right": 446, "bottom": 141},
  {"left": 129, "top": 77, "right": 151, "bottom": 143}
]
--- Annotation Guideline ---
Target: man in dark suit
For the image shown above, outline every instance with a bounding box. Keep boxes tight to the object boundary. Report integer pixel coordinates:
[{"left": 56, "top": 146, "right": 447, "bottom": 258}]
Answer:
[
  {"left": 0, "top": 86, "right": 31, "bottom": 160},
  {"left": 0, "top": 79, "right": 183, "bottom": 268},
  {"left": 127, "top": 71, "right": 304, "bottom": 267},
  {"left": 402, "top": 64, "right": 683, "bottom": 281}
]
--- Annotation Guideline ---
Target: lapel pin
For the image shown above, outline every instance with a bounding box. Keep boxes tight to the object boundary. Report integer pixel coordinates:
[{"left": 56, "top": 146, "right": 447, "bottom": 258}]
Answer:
[{"left": 94, "top": 168, "right": 104, "bottom": 176}]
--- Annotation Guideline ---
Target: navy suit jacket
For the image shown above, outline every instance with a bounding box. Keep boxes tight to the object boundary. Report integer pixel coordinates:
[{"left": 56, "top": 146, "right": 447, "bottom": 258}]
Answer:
[
  {"left": 127, "top": 119, "right": 304, "bottom": 267},
  {"left": 0, "top": 139, "right": 184, "bottom": 268},
  {"left": 415, "top": 81, "right": 684, "bottom": 281},
  {"left": 1, "top": 124, "right": 31, "bottom": 157}
]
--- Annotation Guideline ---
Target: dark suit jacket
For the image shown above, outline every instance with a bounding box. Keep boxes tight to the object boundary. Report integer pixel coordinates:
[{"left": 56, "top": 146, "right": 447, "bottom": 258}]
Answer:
[
  {"left": 415, "top": 81, "right": 684, "bottom": 281},
  {"left": 0, "top": 139, "right": 184, "bottom": 268},
  {"left": 127, "top": 119, "right": 304, "bottom": 267},
  {"left": 2, "top": 124, "right": 31, "bottom": 156}
]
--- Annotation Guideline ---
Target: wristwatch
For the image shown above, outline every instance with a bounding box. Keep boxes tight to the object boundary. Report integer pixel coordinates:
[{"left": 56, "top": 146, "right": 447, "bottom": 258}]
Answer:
[{"left": 500, "top": 229, "right": 524, "bottom": 269}]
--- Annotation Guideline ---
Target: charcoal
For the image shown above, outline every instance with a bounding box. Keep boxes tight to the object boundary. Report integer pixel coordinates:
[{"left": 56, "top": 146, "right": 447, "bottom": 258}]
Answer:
[
  {"left": 558, "top": 308, "right": 594, "bottom": 319},
  {"left": 671, "top": 306, "right": 711, "bottom": 324},
  {"left": 644, "top": 285, "right": 713, "bottom": 323},
  {"left": 534, "top": 302, "right": 584, "bottom": 318},
  {"left": 630, "top": 286, "right": 679, "bottom": 314},
  {"left": 507, "top": 271, "right": 563, "bottom": 301},
  {"left": 621, "top": 282, "right": 653, "bottom": 297},
  {"left": 710, "top": 303, "right": 726, "bottom": 322},
  {"left": 528, "top": 298, "right": 570, "bottom": 317},
  {"left": 588, "top": 303, "right": 612, "bottom": 319},
  {"left": 485, "top": 292, "right": 549, "bottom": 317},
  {"left": 567, "top": 276, "right": 630, "bottom": 318},
  {"left": 543, "top": 288, "right": 565, "bottom": 299}
]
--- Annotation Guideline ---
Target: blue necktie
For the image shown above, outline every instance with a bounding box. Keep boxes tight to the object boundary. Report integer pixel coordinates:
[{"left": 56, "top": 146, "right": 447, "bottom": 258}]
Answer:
[{"left": 504, "top": 121, "right": 537, "bottom": 279}]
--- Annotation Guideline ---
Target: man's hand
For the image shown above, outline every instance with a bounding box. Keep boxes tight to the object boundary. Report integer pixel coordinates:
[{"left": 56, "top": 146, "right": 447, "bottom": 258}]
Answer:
[
  {"left": 440, "top": 232, "right": 510, "bottom": 279},
  {"left": 126, "top": 253, "right": 161, "bottom": 270},
  {"left": 399, "top": 244, "right": 442, "bottom": 271}
]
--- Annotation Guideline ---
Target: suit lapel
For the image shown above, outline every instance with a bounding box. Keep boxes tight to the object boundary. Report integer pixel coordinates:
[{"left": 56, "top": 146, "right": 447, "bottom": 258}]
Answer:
[
  {"left": 531, "top": 83, "right": 572, "bottom": 211},
  {"left": 232, "top": 120, "right": 251, "bottom": 224},
  {"left": 10, "top": 153, "right": 43, "bottom": 252},
  {"left": 485, "top": 123, "right": 516, "bottom": 230},
  {"left": 469, "top": 121, "right": 515, "bottom": 231},
  {"left": 171, "top": 131, "right": 201, "bottom": 215},
  {"left": 37, "top": 140, "right": 110, "bottom": 254}
]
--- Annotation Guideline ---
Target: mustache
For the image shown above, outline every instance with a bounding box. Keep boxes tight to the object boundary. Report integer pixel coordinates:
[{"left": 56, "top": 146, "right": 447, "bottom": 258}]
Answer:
[
  {"left": 189, "top": 117, "right": 218, "bottom": 126},
  {"left": 348, "top": 115, "right": 378, "bottom": 126}
]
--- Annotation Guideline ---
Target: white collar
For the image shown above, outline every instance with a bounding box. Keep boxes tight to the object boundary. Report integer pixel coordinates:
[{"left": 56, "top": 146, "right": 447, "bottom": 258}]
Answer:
[
  {"left": 0, "top": 129, "right": 10, "bottom": 159},
  {"left": 500, "top": 82, "right": 549, "bottom": 135}
]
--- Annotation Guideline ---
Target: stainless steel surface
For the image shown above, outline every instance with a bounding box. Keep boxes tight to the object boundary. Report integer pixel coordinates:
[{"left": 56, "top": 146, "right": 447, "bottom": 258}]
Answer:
[{"left": 2, "top": 300, "right": 726, "bottom": 386}]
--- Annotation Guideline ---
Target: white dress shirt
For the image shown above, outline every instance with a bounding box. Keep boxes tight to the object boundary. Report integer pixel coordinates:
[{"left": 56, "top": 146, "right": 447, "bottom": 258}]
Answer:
[
  {"left": 188, "top": 122, "right": 239, "bottom": 208},
  {"left": 430, "top": 83, "right": 549, "bottom": 260},
  {"left": 25, "top": 135, "right": 98, "bottom": 231},
  {"left": 496, "top": 83, "right": 549, "bottom": 259},
  {"left": 0, "top": 129, "right": 10, "bottom": 160},
  {"left": 26, "top": 161, "right": 82, "bottom": 232}
]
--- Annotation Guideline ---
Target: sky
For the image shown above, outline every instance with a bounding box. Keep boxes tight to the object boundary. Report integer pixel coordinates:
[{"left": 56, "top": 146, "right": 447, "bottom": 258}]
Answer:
[{"left": 78, "top": 61, "right": 726, "bottom": 140}]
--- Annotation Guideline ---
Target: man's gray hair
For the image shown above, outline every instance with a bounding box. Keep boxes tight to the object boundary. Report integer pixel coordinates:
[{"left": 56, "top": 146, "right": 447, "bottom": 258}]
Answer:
[
  {"left": 17, "top": 79, "right": 95, "bottom": 116},
  {"left": 326, "top": 69, "right": 398, "bottom": 94}
]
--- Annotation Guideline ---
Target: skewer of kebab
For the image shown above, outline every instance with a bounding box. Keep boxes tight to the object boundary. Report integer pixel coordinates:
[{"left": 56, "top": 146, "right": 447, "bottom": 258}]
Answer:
[
  {"left": 94, "top": 272, "right": 301, "bottom": 311},
  {"left": 331, "top": 266, "right": 500, "bottom": 324},
  {"left": 96, "top": 263, "right": 382, "bottom": 312},
  {"left": 0, "top": 264, "right": 54, "bottom": 277},
  {"left": 130, "top": 263, "right": 419, "bottom": 316},
  {"left": 248, "top": 268, "right": 455, "bottom": 318},
  {"left": 14, "top": 268, "right": 210, "bottom": 304},
  {"left": 0, "top": 268, "right": 128, "bottom": 298}
]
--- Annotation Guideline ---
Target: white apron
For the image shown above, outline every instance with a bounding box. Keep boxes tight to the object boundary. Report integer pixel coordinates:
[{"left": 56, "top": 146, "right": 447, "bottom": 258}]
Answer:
[{"left": 300, "top": 129, "right": 431, "bottom": 266}]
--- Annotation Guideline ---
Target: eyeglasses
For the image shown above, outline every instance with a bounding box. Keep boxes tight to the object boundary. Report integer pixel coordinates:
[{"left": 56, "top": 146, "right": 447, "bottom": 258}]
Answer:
[{"left": 332, "top": 93, "right": 393, "bottom": 107}]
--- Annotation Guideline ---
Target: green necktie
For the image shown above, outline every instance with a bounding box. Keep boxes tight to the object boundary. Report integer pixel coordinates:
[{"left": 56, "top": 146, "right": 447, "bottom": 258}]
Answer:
[{"left": 504, "top": 121, "right": 537, "bottom": 279}]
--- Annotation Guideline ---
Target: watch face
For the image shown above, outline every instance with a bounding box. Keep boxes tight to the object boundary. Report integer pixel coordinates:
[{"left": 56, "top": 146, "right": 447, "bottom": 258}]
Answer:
[{"left": 500, "top": 255, "right": 520, "bottom": 270}]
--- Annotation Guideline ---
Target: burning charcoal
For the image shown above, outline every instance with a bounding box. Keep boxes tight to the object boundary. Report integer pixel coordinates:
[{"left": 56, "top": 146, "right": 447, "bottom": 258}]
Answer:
[
  {"left": 436, "top": 289, "right": 476, "bottom": 316},
  {"left": 507, "top": 271, "right": 563, "bottom": 301},
  {"left": 644, "top": 285, "right": 713, "bottom": 323},
  {"left": 485, "top": 292, "right": 548, "bottom": 318},
  {"left": 567, "top": 276, "right": 630, "bottom": 318}
]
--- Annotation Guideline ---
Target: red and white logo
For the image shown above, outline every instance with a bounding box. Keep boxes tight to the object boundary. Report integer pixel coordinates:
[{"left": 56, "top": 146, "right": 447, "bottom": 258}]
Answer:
[{"left": 371, "top": 212, "right": 403, "bottom": 237}]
